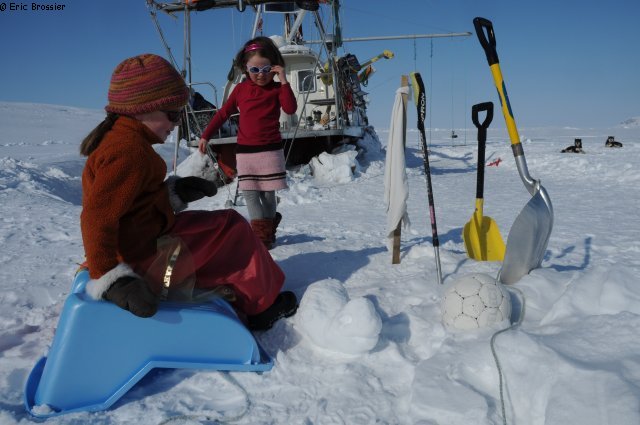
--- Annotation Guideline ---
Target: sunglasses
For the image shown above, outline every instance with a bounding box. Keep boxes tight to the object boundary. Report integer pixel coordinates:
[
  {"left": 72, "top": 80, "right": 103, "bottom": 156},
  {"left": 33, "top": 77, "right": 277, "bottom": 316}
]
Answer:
[
  {"left": 162, "top": 110, "right": 183, "bottom": 123},
  {"left": 247, "top": 65, "right": 272, "bottom": 74}
]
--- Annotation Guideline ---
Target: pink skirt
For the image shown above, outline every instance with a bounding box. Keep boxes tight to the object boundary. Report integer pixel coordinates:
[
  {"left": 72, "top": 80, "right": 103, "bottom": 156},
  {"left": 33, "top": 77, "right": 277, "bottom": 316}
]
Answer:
[{"left": 236, "top": 148, "right": 287, "bottom": 191}]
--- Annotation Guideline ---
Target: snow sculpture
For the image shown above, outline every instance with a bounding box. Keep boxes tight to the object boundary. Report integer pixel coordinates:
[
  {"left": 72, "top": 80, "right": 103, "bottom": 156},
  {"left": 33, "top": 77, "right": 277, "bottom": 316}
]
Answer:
[{"left": 296, "top": 279, "right": 381, "bottom": 356}]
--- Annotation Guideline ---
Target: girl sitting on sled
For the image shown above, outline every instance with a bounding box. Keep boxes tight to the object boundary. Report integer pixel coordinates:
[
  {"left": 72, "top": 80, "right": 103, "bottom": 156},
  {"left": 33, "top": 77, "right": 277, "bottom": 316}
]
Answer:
[{"left": 79, "top": 53, "right": 296, "bottom": 330}]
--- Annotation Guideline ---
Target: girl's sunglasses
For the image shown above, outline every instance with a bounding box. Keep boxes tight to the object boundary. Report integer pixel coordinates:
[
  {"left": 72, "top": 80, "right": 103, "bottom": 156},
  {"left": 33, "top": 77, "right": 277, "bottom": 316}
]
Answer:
[
  {"left": 162, "top": 110, "right": 183, "bottom": 123},
  {"left": 247, "top": 65, "right": 272, "bottom": 74}
]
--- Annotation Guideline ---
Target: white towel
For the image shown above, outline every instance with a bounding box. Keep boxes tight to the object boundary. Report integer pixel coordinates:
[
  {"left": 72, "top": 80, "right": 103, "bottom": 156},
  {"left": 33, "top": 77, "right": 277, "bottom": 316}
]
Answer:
[{"left": 384, "top": 86, "right": 411, "bottom": 251}]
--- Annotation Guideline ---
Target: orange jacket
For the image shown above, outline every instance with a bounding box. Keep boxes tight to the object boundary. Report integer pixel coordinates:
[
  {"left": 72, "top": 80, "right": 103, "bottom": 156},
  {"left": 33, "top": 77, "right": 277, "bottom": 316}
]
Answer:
[{"left": 81, "top": 116, "right": 175, "bottom": 279}]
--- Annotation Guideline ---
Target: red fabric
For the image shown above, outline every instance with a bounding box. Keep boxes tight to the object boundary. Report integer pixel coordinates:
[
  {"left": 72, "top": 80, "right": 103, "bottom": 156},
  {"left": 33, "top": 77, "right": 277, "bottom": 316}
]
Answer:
[
  {"left": 209, "top": 143, "right": 237, "bottom": 181},
  {"left": 130, "top": 209, "right": 284, "bottom": 316},
  {"left": 200, "top": 80, "right": 297, "bottom": 146}
]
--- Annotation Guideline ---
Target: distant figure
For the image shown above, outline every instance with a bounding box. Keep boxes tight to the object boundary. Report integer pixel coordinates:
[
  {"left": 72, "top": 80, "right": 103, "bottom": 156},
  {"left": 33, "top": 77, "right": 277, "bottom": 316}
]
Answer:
[
  {"left": 561, "top": 138, "right": 585, "bottom": 153},
  {"left": 605, "top": 136, "right": 623, "bottom": 148}
]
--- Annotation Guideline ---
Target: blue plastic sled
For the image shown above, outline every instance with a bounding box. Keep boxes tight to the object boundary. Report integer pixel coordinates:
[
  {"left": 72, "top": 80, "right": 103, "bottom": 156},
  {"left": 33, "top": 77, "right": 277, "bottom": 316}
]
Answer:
[{"left": 24, "top": 269, "right": 272, "bottom": 419}]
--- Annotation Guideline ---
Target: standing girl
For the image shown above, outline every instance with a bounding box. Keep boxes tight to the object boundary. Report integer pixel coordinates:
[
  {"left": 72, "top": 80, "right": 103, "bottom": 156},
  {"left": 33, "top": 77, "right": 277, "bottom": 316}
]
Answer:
[{"left": 199, "top": 36, "right": 297, "bottom": 249}]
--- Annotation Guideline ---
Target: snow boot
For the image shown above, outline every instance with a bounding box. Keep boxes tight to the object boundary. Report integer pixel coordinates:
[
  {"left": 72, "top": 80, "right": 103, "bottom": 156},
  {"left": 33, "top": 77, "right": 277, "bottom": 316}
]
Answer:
[
  {"left": 271, "top": 212, "right": 282, "bottom": 245},
  {"left": 247, "top": 291, "right": 298, "bottom": 331},
  {"left": 251, "top": 218, "right": 274, "bottom": 250}
]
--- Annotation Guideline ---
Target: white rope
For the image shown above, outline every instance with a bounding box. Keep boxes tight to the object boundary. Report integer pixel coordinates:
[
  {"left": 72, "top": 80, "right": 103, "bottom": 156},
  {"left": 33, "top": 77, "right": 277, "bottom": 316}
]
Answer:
[
  {"left": 157, "top": 371, "right": 250, "bottom": 425},
  {"left": 490, "top": 277, "right": 525, "bottom": 425}
]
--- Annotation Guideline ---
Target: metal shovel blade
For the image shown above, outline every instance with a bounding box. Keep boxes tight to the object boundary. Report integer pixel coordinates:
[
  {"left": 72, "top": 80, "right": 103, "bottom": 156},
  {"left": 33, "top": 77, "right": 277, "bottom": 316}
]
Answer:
[{"left": 500, "top": 184, "right": 553, "bottom": 284}]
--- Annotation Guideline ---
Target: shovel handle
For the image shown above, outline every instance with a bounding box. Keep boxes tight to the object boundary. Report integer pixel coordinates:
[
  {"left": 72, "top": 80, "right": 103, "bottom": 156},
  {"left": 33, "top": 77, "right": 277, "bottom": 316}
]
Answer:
[
  {"left": 473, "top": 17, "right": 540, "bottom": 198},
  {"left": 474, "top": 17, "right": 522, "bottom": 152},
  {"left": 472, "top": 102, "right": 493, "bottom": 199},
  {"left": 472, "top": 102, "right": 493, "bottom": 130},
  {"left": 473, "top": 17, "right": 499, "bottom": 66}
]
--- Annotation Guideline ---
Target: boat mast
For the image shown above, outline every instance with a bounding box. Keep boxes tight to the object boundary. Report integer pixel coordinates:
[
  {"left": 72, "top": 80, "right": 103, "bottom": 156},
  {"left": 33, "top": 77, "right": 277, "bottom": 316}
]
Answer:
[{"left": 251, "top": 5, "right": 263, "bottom": 38}]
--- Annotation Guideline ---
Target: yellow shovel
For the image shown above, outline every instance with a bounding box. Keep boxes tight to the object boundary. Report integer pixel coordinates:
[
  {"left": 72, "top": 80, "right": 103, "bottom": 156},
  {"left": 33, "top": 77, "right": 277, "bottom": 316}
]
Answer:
[{"left": 463, "top": 102, "right": 506, "bottom": 261}]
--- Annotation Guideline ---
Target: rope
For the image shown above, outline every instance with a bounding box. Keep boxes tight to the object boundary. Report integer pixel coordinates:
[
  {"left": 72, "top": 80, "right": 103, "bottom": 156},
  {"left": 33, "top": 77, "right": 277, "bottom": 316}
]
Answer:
[
  {"left": 157, "top": 371, "right": 250, "bottom": 425},
  {"left": 147, "top": 5, "right": 180, "bottom": 71},
  {"left": 284, "top": 44, "right": 325, "bottom": 166},
  {"left": 489, "top": 278, "right": 526, "bottom": 425}
]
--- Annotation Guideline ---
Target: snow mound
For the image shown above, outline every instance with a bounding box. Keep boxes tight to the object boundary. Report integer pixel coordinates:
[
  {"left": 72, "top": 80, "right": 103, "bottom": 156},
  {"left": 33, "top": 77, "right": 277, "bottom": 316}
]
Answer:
[
  {"left": 356, "top": 126, "right": 385, "bottom": 164},
  {"left": 309, "top": 147, "right": 360, "bottom": 185},
  {"left": 295, "top": 279, "right": 382, "bottom": 356},
  {"left": 541, "top": 265, "right": 640, "bottom": 325},
  {"left": 0, "top": 157, "right": 81, "bottom": 204}
]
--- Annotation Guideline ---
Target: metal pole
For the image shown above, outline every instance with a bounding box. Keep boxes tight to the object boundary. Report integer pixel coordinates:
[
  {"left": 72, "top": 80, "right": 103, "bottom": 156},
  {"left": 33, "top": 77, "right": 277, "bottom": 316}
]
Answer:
[
  {"left": 312, "top": 9, "right": 341, "bottom": 127},
  {"left": 305, "top": 32, "right": 472, "bottom": 44}
]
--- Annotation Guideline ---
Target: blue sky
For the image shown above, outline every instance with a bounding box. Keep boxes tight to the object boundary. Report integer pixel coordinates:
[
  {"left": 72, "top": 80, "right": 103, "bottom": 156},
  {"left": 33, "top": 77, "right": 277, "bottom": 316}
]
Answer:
[{"left": 0, "top": 0, "right": 638, "bottom": 130}]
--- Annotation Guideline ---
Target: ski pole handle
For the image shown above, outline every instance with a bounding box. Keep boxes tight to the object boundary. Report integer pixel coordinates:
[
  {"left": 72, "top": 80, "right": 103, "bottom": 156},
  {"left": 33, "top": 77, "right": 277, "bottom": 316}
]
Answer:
[{"left": 473, "top": 17, "right": 499, "bottom": 66}]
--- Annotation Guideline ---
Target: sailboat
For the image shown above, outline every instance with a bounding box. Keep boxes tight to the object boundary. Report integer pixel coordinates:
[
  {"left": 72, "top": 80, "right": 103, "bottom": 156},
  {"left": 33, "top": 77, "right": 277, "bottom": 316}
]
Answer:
[{"left": 146, "top": 0, "right": 470, "bottom": 180}]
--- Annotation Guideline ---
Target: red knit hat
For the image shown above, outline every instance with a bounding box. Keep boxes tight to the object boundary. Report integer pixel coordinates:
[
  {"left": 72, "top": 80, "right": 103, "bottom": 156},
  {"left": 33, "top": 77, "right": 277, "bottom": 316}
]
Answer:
[{"left": 105, "top": 54, "right": 189, "bottom": 115}]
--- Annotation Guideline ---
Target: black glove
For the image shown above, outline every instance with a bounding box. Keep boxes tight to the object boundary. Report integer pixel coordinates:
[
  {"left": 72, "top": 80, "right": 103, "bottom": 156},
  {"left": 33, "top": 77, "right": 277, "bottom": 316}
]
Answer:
[
  {"left": 104, "top": 276, "right": 159, "bottom": 318},
  {"left": 175, "top": 176, "right": 218, "bottom": 203}
]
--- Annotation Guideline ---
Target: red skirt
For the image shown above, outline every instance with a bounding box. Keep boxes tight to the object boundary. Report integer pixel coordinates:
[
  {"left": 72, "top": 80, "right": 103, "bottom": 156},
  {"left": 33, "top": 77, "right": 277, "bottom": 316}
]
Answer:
[{"left": 130, "top": 209, "right": 284, "bottom": 316}]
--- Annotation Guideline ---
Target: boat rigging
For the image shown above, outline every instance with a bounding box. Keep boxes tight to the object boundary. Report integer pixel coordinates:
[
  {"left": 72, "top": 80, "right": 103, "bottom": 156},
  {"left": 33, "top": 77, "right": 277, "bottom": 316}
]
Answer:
[{"left": 146, "top": 0, "right": 471, "bottom": 178}]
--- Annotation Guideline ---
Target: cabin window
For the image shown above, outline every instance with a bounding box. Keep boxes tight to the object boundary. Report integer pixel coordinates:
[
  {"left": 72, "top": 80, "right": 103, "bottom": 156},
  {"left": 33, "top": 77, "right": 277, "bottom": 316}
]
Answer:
[{"left": 297, "top": 70, "right": 316, "bottom": 93}]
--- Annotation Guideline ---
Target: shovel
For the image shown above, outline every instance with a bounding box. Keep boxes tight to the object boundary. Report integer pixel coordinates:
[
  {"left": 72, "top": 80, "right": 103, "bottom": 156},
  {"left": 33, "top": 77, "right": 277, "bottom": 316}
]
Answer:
[
  {"left": 474, "top": 17, "right": 554, "bottom": 284},
  {"left": 463, "top": 102, "right": 506, "bottom": 261}
]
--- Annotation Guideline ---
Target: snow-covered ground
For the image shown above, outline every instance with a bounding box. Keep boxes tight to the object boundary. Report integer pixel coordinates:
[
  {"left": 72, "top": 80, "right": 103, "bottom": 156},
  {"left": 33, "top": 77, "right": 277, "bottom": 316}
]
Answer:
[{"left": 1, "top": 101, "right": 639, "bottom": 424}]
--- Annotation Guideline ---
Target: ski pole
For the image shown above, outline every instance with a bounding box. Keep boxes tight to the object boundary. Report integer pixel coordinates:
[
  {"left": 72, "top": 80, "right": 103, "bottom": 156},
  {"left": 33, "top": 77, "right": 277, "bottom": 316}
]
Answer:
[{"left": 410, "top": 72, "right": 443, "bottom": 285}]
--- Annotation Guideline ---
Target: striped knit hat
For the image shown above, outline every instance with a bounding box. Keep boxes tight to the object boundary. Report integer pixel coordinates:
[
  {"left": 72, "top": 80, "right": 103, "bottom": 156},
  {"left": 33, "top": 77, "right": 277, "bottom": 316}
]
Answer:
[{"left": 105, "top": 54, "right": 189, "bottom": 115}]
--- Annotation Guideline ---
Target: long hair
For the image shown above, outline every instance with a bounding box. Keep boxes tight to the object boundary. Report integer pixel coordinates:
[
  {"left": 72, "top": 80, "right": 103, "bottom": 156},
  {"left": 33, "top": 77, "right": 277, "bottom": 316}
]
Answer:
[
  {"left": 234, "top": 36, "right": 285, "bottom": 76},
  {"left": 79, "top": 113, "right": 119, "bottom": 156}
]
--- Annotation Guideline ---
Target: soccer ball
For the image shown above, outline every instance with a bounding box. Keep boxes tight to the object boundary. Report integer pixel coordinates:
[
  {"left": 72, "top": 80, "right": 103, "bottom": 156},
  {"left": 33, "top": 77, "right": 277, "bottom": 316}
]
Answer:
[{"left": 441, "top": 273, "right": 512, "bottom": 330}]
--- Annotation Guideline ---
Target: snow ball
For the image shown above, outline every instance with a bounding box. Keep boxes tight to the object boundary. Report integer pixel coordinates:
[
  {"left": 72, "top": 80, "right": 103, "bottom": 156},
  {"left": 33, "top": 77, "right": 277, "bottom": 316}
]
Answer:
[
  {"left": 296, "top": 279, "right": 382, "bottom": 356},
  {"left": 175, "top": 150, "right": 219, "bottom": 183}
]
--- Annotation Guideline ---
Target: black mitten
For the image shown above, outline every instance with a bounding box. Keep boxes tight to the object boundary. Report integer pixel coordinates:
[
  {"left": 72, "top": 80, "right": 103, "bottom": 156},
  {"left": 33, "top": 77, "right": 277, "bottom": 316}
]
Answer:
[
  {"left": 104, "top": 276, "right": 158, "bottom": 318},
  {"left": 175, "top": 176, "right": 218, "bottom": 203}
]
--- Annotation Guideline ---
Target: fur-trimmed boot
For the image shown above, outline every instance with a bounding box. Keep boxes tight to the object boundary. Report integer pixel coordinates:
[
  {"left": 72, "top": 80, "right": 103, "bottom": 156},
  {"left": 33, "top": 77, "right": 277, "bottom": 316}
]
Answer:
[
  {"left": 271, "top": 212, "right": 282, "bottom": 246},
  {"left": 251, "top": 218, "right": 274, "bottom": 250}
]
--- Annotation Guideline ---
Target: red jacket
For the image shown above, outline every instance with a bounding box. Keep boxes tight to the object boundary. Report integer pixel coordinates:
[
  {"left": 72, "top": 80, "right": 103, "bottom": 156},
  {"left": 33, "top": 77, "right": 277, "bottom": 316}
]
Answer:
[
  {"left": 81, "top": 116, "right": 175, "bottom": 279},
  {"left": 201, "top": 80, "right": 297, "bottom": 145}
]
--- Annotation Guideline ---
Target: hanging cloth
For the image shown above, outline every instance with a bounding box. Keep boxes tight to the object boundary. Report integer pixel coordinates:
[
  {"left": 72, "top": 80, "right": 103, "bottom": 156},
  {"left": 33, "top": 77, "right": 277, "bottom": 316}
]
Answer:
[{"left": 384, "top": 85, "right": 411, "bottom": 250}]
